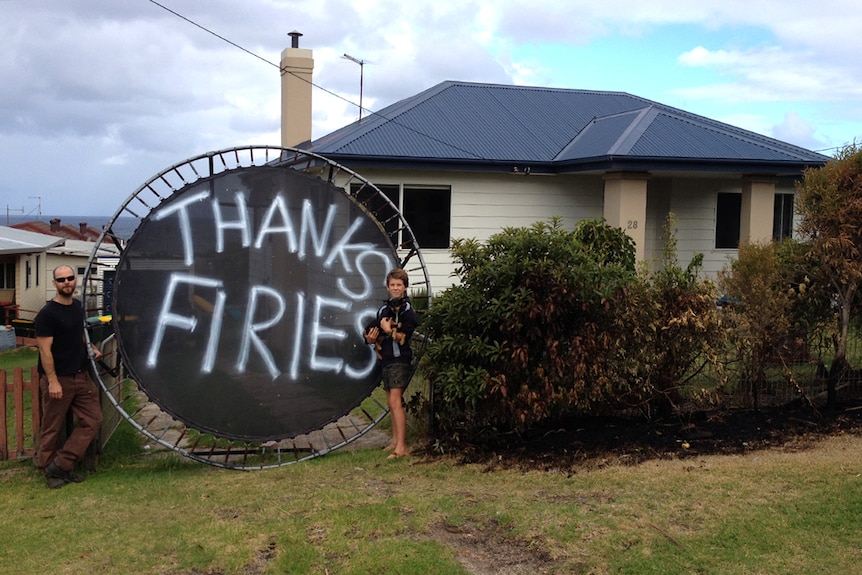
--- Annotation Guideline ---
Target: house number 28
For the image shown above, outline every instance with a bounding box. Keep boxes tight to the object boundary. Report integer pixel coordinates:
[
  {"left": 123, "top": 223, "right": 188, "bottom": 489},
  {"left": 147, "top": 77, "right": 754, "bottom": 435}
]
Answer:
[{"left": 627, "top": 220, "right": 638, "bottom": 230}]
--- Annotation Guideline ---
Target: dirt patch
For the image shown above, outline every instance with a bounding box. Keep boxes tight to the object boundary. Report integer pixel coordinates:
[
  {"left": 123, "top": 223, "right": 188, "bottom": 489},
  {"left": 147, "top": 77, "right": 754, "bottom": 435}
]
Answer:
[
  {"left": 239, "top": 539, "right": 278, "bottom": 575},
  {"left": 434, "top": 399, "right": 862, "bottom": 473},
  {"left": 429, "top": 519, "right": 556, "bottom": 575}
]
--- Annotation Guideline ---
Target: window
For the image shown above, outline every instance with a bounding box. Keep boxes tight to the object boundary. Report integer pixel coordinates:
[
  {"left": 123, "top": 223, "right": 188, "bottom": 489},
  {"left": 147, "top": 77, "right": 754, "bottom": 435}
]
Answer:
[
  {"left": 0, "top": 261, "right": 13, "bottom": 289},
  {"left": 773, "top": 193, "right": 794, "bottom": 241},
  {"left": 403, "top": 186, "right": 451, "bottom": 249},
  {"left": 25, "top": 258, "right": 31, "bottom": 289},
  {"left": 352, "top": 183, "right": 452, "bottom": 249},
  {"left": 353, "top": 183, "right": 400, "bottom": 246},
  {"left": 715, "top": 192, "right": 741, "bottom": 249},
  {"left": 36, "top": 255, "right": 40, "bottom": 286}
]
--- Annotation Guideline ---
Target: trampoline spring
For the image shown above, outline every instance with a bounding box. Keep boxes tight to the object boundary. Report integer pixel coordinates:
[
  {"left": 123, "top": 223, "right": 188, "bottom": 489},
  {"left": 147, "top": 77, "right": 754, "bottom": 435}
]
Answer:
[
  {"left": 336, "top": 426, "right": 348, "bottom": 442},
  {"left": 174, "top": 428, "right": 187, "bottom": 449}
]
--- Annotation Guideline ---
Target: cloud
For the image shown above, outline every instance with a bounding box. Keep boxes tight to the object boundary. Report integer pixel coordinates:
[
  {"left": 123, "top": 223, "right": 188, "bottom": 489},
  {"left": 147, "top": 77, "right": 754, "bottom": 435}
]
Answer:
[
  {"left": 771, "top": 111, "right": 823, "bottom": 151},
  {"left": 101, "top": 153, "right": 130, "bottom": 166},
  {"left": 676, "top": 44, "right": 862, "bottom": 104},
  {"left": 678, "top": 46, "right": 742, "bottom": 67},
  {"left": 2, "top": 0, "right": 861, "bottom": 214}
]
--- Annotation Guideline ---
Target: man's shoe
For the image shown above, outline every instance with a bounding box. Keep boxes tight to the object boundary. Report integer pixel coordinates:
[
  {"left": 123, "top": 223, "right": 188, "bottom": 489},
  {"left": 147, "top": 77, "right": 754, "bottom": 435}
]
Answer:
[
  {"left": 64, "top": 469, "right": 85, "bottom": 483},
  {"left": 44, "top": 461, "right": 66, "bottom": 480},
  {"left": 45, "top": 475, "right": 67, "bottom": 489},
  {"left": 45, "top": 461, "right": 84, "bottom": 483}
]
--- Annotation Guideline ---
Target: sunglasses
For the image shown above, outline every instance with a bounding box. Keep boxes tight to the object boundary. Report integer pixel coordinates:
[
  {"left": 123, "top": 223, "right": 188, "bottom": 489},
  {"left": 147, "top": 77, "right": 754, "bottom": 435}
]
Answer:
[{"left": 54, "top": 275, "right": 76, "bottom": 283}]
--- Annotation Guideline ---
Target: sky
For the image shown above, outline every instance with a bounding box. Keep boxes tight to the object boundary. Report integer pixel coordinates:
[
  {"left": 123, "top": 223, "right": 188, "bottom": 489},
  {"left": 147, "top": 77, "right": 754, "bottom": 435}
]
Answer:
[{"left": 2, "top": 0, "right": 861, "bottom": 217}]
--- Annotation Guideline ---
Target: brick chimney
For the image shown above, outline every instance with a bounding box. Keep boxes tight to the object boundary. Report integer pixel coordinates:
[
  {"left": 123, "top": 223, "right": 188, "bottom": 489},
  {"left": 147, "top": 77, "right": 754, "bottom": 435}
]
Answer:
[
  {"left": 50, "top": 218, "right": 61, "bottom": 232},
  {"left": 79, "top": 222, "right": 88, "bottom": 235},
  {"left": 280, "top": 31, "right": 314, "bottom": 148}
]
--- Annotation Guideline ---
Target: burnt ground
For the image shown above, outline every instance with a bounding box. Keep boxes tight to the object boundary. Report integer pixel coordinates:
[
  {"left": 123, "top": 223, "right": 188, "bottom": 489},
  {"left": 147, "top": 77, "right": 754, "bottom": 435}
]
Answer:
[
  {"left": 174, "top": 401, "right": 862, "bottom": 575},
  {"left": 435, "top": 398, "right": 862, "bottom": 472},
  {"left": 402, "top": 399, "right": 862, "bottom": 575}
]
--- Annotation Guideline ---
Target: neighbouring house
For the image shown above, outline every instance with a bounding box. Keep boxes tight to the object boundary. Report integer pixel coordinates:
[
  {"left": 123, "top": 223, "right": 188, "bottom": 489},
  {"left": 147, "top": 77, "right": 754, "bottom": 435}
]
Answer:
[
  {"left": 46, "top": 238, "right": 120, "bottom": 320},
  {"left": 279, "top": 38, "right": 829, "bottom": 292},
  {"left": 0, "top": 226, "right": 64, "bottom": 324},
  {"left": 12, "top": 218, "right": 104, "bottom": 243},
  {"left": 0, "top": 224, "right": 120, "bottom": 325},
  {"left": 11, "top": 218, "right": 121, "bottom": 318}
]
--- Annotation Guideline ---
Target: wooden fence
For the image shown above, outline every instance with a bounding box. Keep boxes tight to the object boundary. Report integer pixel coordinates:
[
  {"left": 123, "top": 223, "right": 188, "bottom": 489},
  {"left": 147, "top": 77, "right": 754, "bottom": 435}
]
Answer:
[
  {"left": 1, "top": 366, "right": 40, "bottom": 461},
  {"left": 2, "top": 333, "right": 124, "bottom": 464}
]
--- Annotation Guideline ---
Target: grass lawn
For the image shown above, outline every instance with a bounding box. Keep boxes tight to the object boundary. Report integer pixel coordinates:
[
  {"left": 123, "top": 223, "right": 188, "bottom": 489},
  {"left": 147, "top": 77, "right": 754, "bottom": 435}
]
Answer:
[
  {"left": 3, "top": 347, "right": 861, "bottom": 574},
  {"left": 2, "top": 346, "right": 39, "bottom": 455},
  {"left": 0, "top": 346, "right": 38, "bottom": 378},
  {"left": 1, "top": 418, "right": 860, "bottom": 574}
]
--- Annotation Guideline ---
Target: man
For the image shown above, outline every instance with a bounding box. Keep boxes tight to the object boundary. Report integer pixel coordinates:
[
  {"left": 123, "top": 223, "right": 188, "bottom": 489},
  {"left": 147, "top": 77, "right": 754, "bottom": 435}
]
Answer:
[{"left": 35, "top": 265, "right": 103, "bottom": 488}]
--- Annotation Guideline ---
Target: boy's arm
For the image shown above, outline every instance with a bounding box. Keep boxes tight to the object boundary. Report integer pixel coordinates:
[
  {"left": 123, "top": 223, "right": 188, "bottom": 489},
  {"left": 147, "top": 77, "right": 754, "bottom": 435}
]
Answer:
[{"left": 401, "top": 309, "right": 419, "bottom": 336}]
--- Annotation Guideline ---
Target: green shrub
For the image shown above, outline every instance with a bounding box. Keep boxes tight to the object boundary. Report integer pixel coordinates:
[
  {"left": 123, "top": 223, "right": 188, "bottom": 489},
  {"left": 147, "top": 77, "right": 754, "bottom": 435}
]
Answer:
[
  {"left": 419, "top": 218, "right": 639, "bottom": 442},
  {"left": 417, "top": 216, "right": 732, "bottom": 445}
]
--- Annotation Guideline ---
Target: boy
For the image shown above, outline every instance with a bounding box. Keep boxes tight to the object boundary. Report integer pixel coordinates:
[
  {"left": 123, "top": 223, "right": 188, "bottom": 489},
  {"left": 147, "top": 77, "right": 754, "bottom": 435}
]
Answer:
[{"left": 364, "top": 268, "right": 418, "bottom": 459}]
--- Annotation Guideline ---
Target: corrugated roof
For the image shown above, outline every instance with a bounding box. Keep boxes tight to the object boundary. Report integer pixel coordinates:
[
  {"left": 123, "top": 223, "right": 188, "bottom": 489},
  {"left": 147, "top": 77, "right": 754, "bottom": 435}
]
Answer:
[
  {"left": 49, "top": 239, "right": 120, "bottom": 258},
  {"left": 307, "top": 81, "right": 829, "bottom": 172},
  {"left": 0, "top": 225, "right": 65, "bottom": 255},
  {"left": 12, "top": 219, "right": 103, "bottom": 242}
]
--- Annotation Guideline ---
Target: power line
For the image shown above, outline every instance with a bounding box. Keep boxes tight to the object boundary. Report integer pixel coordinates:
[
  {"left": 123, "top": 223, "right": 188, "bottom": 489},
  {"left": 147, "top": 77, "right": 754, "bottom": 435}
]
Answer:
[
  {"left": 814, "top": 140, "right": 860, "bottom": 155},
  {"left": 146, "top": 0, "right": 369, "bottom": 117},
  {"left": 147, "top": 0, "right": 277, "bottom": 70},
  {"left": 145, "top": 0, "right": 484, "bottom": 160},
  {"left": 150, "top": 1, "right": 844, "bottom": 163}
]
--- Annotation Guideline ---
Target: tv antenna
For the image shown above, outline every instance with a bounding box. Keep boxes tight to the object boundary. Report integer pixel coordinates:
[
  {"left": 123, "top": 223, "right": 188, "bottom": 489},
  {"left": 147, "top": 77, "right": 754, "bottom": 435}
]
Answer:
[
  {"left": 5, "top": 205, "right": 23, "bottom": 226},
  {"left": 28, "top": 196, "right": 42, "bottom": 218},
  {"left": 342, "top": 53, "right": 370, "bottom": 122}
]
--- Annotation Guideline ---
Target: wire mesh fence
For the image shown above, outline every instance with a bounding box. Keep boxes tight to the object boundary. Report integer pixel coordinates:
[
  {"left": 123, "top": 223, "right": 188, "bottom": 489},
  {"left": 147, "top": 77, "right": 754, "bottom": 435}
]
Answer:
[{"left": 688, "top": 328, "right": 862, "bottom": 409}]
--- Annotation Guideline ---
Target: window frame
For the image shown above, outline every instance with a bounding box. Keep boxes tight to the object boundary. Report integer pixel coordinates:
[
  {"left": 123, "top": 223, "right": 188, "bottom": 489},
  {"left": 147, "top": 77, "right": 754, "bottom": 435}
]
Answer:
[
  {"left": 773, "top": 193, "right": 794, "bottom": 241},
  {"left": 351, "top": 182, "right": 452, "bottom": 250},
  {"left": 715, "top": 192, "right": 741, "bottom": 249},
  {"left": 401, "top": 185, "right": 451, "bottom": 250},
  {"left": 0, "top": 261, "right": 14, "bottom": 290}
]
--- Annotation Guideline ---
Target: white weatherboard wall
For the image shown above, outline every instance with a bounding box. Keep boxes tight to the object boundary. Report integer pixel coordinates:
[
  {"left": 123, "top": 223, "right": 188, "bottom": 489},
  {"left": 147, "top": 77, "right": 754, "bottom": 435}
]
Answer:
[
  {"left": 664, "top": 177, "right": 738, "bottom": 278},
  {"left": 347, "top": 169, "right": 605, "bottom": 293},
  {"left": 665, "top": 176, "right": 797, "bottom": 278},
  {"left": 337, "top": 169, "right": 798, "bottom": 293},
  {"left": 450, "top": 172, "right": 604, "bottom": 241}
]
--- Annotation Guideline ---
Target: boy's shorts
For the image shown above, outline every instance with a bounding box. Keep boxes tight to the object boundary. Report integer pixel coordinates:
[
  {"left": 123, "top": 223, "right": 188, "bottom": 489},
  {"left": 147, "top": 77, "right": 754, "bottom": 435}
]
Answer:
[{"left": 382, "top": 363, "right": 412, "bottom": 391}]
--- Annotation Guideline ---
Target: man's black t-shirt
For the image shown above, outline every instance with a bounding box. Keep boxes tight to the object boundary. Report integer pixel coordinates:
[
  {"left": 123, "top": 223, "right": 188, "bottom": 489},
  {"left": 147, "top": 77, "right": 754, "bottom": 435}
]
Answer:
[{"left": 35, "top": 299, "right": 88, "bottom": 376}]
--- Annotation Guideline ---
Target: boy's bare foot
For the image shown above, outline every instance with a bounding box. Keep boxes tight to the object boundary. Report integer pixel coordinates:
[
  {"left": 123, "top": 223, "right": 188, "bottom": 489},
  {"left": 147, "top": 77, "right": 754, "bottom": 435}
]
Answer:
[
  {"left": 383, "top": 443, "right": 395, "bottom": 451},
  {"left": 387, "top": 451, "right": 409, "bottom": 459}
]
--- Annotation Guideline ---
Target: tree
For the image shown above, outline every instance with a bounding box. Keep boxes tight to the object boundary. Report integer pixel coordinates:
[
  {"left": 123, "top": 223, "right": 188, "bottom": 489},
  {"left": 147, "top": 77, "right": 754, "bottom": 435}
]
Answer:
[
  {"left": 794, "top": 144, "right": 862, "bottom": 407},
  {"left": 717, "top": 242, "right": 798, "bottom": 407},
  {"left": 622, "top": 215, "right": 724, "bottom": 416}
]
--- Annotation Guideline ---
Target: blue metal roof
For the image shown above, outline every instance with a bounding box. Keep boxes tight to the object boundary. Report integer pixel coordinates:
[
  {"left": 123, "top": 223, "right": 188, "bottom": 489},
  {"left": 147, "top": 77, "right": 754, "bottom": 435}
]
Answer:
[{"left": 306, "top": 81, "right": 829, "bottom": 173}]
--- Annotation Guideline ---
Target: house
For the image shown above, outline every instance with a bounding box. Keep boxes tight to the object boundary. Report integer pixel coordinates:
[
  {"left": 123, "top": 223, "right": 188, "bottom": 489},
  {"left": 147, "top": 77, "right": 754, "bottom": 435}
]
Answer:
[
  {"left": 0, "top": 225, "right": 120, "bottom": 325},
  {"left": 12, "top": 218, "right": 104, "bottom": 243},
  {"left": 10, "top": 219, "right": 121, "bottom": 319},
  {"left": 46, "top": 238, "right": 120, "bottom": 320},
  {"left": 281, "top": 39, "right": 829, "bottom": 292},
  {"left": 0, "top": 226, "right": 64, "bottom": 324}
]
